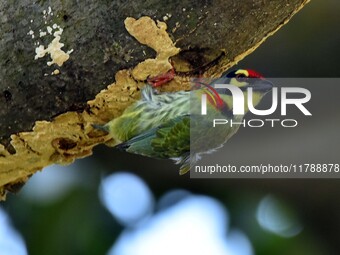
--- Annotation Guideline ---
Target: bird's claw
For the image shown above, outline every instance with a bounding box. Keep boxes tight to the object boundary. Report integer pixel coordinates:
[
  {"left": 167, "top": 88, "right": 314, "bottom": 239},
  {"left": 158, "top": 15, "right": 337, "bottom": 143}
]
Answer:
[{"left": 147, "top": 67, "right": 175, "bottom": 87}]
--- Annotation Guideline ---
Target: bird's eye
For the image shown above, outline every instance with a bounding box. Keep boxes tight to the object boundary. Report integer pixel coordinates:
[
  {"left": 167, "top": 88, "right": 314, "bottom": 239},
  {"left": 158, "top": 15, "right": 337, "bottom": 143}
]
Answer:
[
  {"left": 236, "top": 74, "right": 246, "bottom": 78},
  {"left": 235, "top": 73, "right": 247, "bottom": 81}
]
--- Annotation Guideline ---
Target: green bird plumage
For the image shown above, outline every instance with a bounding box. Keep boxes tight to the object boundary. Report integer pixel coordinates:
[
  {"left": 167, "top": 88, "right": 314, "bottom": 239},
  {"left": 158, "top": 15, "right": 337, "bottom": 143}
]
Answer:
[{"left": 97, "top": 69, "right": 272, "bottom": 174}]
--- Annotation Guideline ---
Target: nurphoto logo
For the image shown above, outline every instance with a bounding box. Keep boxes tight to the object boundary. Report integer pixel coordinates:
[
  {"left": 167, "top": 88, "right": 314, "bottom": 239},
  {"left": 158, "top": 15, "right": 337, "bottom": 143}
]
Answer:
[{"left": 201, "top": 84, "right": 312, "bottom": 128}]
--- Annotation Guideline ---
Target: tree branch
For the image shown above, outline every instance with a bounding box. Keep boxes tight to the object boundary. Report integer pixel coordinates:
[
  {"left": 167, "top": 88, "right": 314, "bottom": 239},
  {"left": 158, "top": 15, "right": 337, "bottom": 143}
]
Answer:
[{"left": 0, "top": 0, "right": 310, "bottom": 199}]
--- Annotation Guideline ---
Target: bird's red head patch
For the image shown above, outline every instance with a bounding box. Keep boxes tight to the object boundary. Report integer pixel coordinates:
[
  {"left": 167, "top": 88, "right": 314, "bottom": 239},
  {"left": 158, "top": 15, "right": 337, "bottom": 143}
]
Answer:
[
  {"left": 226, "top": 69, "right": 264, "bottom": 79},
  {"left": 246, "top": 69, "right": 264, "bottom": 79}
]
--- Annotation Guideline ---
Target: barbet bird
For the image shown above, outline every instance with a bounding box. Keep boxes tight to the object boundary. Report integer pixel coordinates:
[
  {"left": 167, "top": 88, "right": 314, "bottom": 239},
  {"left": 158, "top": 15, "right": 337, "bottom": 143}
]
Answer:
[{"left": 95, "top": 69, "right": 273, "bottom": 174}]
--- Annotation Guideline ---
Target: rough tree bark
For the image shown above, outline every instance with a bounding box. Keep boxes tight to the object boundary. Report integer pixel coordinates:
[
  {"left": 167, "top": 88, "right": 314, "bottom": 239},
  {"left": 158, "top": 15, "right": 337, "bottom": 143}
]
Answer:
[{"left": 0, "top": 0, "right": 310, "bottom": 199}]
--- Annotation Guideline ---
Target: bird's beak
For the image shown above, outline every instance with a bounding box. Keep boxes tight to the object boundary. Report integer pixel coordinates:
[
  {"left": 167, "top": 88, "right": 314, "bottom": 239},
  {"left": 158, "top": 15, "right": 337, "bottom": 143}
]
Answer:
[{"left": 248, "top": 79, "right": 273, "bottom": 93}]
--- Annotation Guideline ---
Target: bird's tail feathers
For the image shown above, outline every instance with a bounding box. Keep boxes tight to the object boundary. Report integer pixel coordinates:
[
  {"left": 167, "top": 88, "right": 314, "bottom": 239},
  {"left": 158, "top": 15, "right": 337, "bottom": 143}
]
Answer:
[
  {"left": 115, "top": 142, "right": 130, "bottom": 151},
  {"left": 179, "top": 163, "right": 190, "bottom": 175},
  {"left": 173, "top": 153, "right": 191, "bottom": 175},
  {"left": 114, "top": 127, "right": 157, "bottom": 152}
]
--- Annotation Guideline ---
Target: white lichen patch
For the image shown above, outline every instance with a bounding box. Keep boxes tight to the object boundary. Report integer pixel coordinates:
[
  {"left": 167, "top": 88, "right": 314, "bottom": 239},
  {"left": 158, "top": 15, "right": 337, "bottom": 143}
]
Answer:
[
  {"left": 28, "top": 6, "right": 73, "bottom": 74},
  {"left": 42, "top": 6, "right": 53, "bottom": 19},
  {"left": 47, "top": 26, "right": 53, "bottom": 34},
  {"left": 27, "top": 30, "right": 35, "bottom": 39},
  {"left": 162, "top": 13, "right": 172, "bottom": 22},
  {"left": 172, "top": 22, "right": 180, "bottom": 33},
  {"left": 51, "top": 69, "right": 60, "bottom": 75},
  {"left": 34, "top": 27, "right": 73, "bottom": 67}
]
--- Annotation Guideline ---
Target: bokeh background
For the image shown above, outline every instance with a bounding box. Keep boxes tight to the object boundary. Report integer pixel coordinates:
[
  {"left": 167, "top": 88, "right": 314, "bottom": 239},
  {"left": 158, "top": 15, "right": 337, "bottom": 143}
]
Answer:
[{"left": 1, "top": 0, "right": 340, "bottom": 254}]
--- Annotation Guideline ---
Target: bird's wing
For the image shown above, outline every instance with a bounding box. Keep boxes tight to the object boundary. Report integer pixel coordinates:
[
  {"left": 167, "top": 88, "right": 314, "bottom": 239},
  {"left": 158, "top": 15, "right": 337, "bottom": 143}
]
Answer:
[
  {"left": 116, "top": 115, "right": 190, "bottom": 160},
  {"left": 151, "top": 115, "right": 190, "bottom": 158}
]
